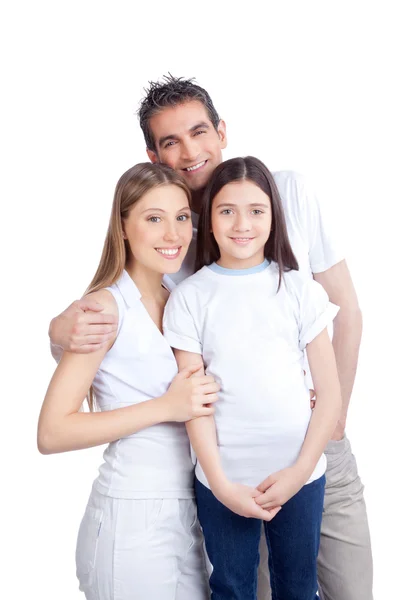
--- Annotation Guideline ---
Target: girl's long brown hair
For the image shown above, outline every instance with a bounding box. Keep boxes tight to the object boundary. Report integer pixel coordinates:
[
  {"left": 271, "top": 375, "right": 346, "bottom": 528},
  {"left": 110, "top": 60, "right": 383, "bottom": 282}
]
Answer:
[
  {"left": 196, "top": 156, "right": 298, "bottom": 288},
  {"left": 85, "top": 162, "right": 190, "bottom": 410}
]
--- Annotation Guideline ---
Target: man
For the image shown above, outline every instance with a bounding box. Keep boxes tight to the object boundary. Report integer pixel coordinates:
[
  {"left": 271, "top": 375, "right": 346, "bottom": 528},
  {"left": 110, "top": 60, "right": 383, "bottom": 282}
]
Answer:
[{"left": 49, "top": 75, "right": 373, "bottom": 600}]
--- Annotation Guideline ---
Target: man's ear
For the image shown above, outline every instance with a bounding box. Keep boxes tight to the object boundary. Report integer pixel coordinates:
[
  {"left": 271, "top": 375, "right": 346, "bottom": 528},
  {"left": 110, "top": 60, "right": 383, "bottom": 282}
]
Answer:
[
  {"left": 217, "top": 120, "right": 227, "bottom": 149},
  {"left": 146, "top": 148, "right": 159, "bottom": 163}
]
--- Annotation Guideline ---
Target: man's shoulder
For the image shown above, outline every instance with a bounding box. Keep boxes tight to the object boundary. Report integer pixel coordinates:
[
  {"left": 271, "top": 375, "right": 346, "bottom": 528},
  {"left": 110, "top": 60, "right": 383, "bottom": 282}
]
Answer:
[
  {"left": 273, "top": 169, "right": 306, "bottom": 184},
  {"left": 272, "top": 170, "right": 307, "bottom": 201}
]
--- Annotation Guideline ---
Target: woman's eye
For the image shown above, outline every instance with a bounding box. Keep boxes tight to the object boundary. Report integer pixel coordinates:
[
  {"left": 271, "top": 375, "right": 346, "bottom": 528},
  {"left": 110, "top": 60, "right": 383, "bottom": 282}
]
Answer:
[
  {"left": 177, "top": 214, "right": 190, "bottom": 222},
  {"left": 251, "top": 209, "right": 263, "bottom": 215},
  {"left": 149, "top": 216, "right": 161, "bottom": 223},
  {"left": 221, "top": 209, "right": 233, "bottom": 215}
]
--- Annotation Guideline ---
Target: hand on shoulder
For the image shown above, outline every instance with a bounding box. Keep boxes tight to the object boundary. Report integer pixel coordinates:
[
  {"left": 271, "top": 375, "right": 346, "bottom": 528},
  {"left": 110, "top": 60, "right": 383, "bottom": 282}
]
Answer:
[{"left": 49, "top": 289, "right": 118, "bottom": 354}]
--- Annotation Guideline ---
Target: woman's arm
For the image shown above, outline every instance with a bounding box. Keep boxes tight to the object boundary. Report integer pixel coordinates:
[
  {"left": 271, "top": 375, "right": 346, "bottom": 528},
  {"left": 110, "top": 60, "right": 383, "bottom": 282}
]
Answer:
[
  {"left": 256, "top": 328, "right": 341, "bottom": 508},
  {"left": 38, "top": 291, "right": 215, "bottom": 455}
]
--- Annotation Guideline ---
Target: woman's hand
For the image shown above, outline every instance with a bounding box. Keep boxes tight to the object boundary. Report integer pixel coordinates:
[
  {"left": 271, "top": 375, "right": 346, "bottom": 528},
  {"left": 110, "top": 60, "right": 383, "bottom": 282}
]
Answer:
[
  {"left": 254, "top": 466, "right": 309, "bottom": 510},
  {"left": 162, "top": 365, "right": 220, "bottom": 422},
  {"left": 213, "top": 480, "right": 281, "bottom": 521}
]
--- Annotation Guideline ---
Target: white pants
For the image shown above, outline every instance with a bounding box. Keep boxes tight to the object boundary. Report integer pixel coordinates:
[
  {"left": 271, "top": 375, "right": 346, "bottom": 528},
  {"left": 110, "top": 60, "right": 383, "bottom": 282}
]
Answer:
[{"left": 76, "top": 487, "right": 210, "bottom": 600}]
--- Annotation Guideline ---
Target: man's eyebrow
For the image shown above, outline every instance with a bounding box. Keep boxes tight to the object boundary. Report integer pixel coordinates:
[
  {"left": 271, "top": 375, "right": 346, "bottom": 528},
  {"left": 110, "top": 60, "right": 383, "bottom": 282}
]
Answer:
[
  {"left": 189, "top": 121, "right": 210, "bottom": 132},
  {"left": 158, "top": 122, "right": 210, "bottom": 147}
]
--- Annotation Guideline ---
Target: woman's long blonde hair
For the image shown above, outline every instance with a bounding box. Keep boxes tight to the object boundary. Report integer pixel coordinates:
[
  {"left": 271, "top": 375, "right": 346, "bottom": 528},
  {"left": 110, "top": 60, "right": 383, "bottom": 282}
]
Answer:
[{"left": 85, "top": 162, "right": 191, "bottom": 410}]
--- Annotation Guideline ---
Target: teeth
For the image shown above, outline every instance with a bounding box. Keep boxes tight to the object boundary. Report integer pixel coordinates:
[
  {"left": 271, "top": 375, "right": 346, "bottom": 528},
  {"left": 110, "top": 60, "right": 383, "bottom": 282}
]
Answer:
[
  {"left": 156, "top": 248, "right": 179, "bottom": 256},
  {"left": 233, "top": 238, "right": 251, "bottom": 241},
  {"left": 185, "top": 161, "right": 205, "bottom": 172}
]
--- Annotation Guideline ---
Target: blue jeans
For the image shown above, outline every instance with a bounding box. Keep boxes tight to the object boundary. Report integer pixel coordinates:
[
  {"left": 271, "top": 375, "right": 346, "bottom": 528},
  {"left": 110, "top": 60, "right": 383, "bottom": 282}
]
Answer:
[{"left": 195, "top": 475, "right": 325, "bottom": 600}]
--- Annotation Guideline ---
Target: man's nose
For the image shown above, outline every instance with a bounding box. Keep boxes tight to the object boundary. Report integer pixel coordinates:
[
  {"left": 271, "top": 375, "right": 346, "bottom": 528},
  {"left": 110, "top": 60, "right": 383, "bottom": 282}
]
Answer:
[{"left": 181, "top": 138, "right": 200, "bottom": 162}]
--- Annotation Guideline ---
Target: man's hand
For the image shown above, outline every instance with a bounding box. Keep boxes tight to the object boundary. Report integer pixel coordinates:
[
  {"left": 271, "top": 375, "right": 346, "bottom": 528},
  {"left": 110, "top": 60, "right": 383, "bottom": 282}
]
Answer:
[
  {"left": 213, "top": 480, "right": 281, "bottom": 521},
  {"left": 49, "top": 298, "right": 118, "bottom": 353},
  {"left": 254, "top": 466, "right": 308, "bottom": 510}
]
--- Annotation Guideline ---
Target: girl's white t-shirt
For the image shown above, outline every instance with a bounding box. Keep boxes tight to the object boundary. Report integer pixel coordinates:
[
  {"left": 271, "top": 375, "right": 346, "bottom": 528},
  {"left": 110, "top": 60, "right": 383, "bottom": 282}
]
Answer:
[{"left": 163, "top": 260, "right": 339, "bottom": 489}]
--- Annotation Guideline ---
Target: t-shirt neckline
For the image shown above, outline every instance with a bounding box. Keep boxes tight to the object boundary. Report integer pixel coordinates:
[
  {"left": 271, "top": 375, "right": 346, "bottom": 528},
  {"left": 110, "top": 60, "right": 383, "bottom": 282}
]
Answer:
[{"left": 207, "top": 259, "right": 270, "bottom": 276}]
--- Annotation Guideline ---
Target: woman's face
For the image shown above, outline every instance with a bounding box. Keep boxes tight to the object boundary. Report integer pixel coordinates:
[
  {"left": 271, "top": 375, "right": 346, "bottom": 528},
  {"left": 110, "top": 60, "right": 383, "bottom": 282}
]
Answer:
[
  {"left": 123, "top": 184, "right": 192, "bottom": 274},
  {"left": 211, "top": 180, "right": 272, "bottom": 269}
]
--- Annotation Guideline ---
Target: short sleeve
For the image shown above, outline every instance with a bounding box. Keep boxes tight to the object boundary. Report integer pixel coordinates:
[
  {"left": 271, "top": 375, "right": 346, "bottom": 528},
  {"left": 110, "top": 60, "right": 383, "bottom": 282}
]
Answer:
[
  {"left": 295, "top": 173, "right": 345, "bottom": 273},
  {"left": 163, "top": 288, "right": 202, "bottom": 354},
  {"left": 299, "top": 279, "right": 340, "bottom": 350}
]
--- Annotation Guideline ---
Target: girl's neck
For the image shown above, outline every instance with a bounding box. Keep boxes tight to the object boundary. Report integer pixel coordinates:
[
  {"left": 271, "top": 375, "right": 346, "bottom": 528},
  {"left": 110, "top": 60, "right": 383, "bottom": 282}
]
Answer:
[
  {"left": 125, "top": 260, "right": 164, "bottom": 299},
  {"left": 217, "top": 251, "right": 266, "bottom": 271}
]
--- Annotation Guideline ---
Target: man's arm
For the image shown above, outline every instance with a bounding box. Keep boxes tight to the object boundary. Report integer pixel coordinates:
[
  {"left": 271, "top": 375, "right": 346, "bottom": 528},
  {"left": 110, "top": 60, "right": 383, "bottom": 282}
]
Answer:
[
  {"left": 49, "top": 297, "right": 118, "bottom": 355},
  {"left": 314, "top": 259, "right": 362, "bottom": 440}
]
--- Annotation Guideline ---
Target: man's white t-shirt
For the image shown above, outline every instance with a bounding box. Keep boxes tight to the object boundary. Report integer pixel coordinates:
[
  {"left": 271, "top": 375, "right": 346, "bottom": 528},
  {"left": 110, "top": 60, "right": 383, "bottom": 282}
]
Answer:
[{"left": 163, "top": 260, "right": 339, "bottom": 489}]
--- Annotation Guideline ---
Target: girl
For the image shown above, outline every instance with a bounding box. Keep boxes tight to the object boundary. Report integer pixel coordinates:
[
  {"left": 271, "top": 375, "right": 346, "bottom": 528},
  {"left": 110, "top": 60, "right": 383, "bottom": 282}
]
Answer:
[
  {"left": 38, "top": 163, "right": 218, "bottom": 600},
  {"left": 163, "top": 156, "right": 342, "bottom": 600}
]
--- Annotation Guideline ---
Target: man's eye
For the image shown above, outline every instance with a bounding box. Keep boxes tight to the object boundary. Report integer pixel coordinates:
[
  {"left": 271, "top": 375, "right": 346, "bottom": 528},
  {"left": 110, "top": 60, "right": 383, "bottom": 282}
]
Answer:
[
  {"left": 193, "top": 130, "right": 206, "bottom": 136},
  {"left": 149, "top": 216, "right": 161, "bottom": 223},
  {"left": 165, "top": 141, "right": 176, "bottom": 148}
]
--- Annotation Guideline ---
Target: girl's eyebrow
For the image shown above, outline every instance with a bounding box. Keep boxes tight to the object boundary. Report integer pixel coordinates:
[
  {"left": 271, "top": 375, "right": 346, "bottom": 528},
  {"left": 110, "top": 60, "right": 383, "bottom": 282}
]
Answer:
[{"left": 215, "top": 202, "right": 269, "bottom": 208}]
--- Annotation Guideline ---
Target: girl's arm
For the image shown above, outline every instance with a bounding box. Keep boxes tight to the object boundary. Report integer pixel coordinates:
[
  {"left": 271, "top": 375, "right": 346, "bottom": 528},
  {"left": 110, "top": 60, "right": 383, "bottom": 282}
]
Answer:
[
  {"left": 38, "top": 290, "right": 216, "bottom": 455},
  {"left": 255, "top": 328, "right": 341, "bottom": 508},
  {"left": 174, "top": 349, "right": 280, "bottom": 521},
  {"left": 173, "top": 350, "right": 225, "bottom": 488}
]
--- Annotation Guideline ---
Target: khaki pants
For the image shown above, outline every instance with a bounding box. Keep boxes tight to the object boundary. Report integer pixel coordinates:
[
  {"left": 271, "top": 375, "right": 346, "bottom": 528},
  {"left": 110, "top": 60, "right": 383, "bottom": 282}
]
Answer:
[{"left": 257, "top": 435, "right": 373, "bottom": 600}]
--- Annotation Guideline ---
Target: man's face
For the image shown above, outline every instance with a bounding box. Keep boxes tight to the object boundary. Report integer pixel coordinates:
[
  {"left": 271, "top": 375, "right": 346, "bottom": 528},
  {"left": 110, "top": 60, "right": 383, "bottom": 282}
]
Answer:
[{"left": 147, "top": 100, "right": 227, "bottom": 193}]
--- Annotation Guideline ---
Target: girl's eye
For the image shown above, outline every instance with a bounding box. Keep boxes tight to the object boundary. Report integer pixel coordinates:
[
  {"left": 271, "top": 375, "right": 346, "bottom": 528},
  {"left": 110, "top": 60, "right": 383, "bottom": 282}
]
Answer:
[
  {"left": 221, "top": 209, "right": 233, "bottom": 215},
  {"left": 251, "top": 209, "right": 264, "bottom": 215},
  {"left": 148, "top": 216, "right": 161, "bottom": 223},
  {"left": 177, "top": 214, "right": 191, "bottom": 222}
]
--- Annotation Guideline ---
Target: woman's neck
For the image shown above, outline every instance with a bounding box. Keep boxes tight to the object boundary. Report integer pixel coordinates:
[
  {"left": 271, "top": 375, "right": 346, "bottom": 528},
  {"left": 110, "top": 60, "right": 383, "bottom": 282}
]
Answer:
[{"left": 125, "top": 261, "right": 164, "bottom": 299}]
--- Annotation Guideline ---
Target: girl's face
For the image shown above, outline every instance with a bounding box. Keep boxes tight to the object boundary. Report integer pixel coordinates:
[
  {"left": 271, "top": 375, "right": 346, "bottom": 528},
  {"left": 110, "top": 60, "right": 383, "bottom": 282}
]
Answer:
[
  {"left": 123, "top": 184, "right": 192, "bottom": 275},
  {"left": 211, "top": 180, "right": 272, "bottom": 269}
]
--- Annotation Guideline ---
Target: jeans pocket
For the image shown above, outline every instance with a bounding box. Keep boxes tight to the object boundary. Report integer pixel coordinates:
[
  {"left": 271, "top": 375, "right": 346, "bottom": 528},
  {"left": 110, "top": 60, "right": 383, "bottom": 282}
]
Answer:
[{"left": 75, "top": 504, "right": 104, "bottom": 587}]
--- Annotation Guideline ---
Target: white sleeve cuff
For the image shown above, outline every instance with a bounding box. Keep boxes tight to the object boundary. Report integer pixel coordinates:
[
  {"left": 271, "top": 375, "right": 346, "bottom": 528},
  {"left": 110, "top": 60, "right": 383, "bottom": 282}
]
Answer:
[
  {"left": 299, "top": 302, "right": 340, "bottom": 350},
  {"left": 163, "top": 328, "right": 203, "bottom": 355},
  {"left": 311, "top": 254, "right": 345, "bottom": 274}
]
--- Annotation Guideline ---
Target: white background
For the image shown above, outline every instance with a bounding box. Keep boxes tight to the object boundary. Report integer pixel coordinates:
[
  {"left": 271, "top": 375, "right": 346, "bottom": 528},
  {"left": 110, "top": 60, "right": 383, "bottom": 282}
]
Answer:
[{"left": 1, "top": 1, "right": 399, "bottom": 598}]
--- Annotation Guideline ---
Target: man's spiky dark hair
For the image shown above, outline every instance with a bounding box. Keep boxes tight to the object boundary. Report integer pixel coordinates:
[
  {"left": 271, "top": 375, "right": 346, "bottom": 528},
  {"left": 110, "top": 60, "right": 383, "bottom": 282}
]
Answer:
[{"left": 137, "top": 74, "right": 220, "bottom": 153}]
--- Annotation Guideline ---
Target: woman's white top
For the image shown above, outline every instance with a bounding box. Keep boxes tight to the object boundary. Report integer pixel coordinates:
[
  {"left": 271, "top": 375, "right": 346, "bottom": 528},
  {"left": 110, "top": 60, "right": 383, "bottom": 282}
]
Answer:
[
  {"left": 92, "top": 270, "right": 194, "bottom": 499},
  {"left": 163, "top": 260, "right": 339, "bottom": 489}
]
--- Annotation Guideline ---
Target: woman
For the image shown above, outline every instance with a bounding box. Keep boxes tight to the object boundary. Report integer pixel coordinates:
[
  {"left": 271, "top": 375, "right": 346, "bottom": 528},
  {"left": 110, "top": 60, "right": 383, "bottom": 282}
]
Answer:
[{"left": 38, "top": 163, "right": 217, "bottom": 599}]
